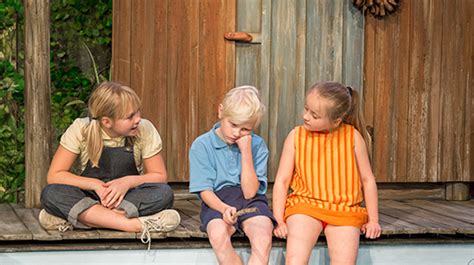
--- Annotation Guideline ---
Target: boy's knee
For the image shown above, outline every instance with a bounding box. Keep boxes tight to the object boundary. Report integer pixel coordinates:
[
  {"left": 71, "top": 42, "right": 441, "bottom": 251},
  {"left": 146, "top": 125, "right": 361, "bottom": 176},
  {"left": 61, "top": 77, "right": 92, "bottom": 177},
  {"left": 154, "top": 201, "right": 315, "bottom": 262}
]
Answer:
[
  {"left": 208, "top": 229, "right": 231, "bottom": 247},
  {"left": 207, "top": 220, "right": 232, "bottom": 245}
]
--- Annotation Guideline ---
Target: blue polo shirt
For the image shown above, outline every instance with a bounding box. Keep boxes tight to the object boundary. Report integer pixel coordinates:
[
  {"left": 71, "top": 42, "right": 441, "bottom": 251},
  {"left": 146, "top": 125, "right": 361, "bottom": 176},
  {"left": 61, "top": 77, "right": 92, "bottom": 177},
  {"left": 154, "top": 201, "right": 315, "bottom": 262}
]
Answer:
[{"left": 189, "top": 122, "right": 269, "bottom": 195}]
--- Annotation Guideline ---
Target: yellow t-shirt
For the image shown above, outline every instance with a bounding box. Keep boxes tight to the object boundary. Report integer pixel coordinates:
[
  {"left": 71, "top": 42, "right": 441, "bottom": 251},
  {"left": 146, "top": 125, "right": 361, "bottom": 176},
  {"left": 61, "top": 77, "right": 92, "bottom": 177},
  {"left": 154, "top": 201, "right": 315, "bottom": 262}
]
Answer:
[{"left": 60, "top": 118, "right": 162, "bottom": 174}]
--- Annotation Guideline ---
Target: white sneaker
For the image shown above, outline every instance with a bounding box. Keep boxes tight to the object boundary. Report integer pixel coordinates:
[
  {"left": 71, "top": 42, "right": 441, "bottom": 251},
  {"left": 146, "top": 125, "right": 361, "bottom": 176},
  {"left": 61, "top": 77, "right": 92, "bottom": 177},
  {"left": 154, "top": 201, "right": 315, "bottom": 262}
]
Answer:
[
  {"left": 38, "top": 209, "right": 73, "bottom": 232},
  {"left": 139, "top": 209, "right": 181, "bottom": 249}
]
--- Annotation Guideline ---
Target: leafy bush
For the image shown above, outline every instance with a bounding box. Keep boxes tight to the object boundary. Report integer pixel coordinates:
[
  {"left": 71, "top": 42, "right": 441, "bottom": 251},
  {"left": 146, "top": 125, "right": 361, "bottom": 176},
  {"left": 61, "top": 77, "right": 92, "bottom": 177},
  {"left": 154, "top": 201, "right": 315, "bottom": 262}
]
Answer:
[{"left": 0, "top": 61, "right": 25, "bottom": 202}]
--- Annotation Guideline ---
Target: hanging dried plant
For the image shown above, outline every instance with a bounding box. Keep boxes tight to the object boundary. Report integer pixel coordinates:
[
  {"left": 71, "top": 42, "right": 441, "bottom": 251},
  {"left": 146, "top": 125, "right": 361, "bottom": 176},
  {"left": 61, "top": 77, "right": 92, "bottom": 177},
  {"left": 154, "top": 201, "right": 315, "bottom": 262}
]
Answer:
[{"left": 353, "top": 0, "right": 399, "bottom": 17}]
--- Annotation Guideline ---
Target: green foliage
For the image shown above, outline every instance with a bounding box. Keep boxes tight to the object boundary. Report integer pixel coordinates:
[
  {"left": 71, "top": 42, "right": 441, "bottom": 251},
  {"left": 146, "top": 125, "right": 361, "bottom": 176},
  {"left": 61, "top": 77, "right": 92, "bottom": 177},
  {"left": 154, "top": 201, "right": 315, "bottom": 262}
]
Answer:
[
  {"left": 0, "top": 61, "right": 25, "bottom": 202},
  {"left": 50, "top": 0, "right": 113, "bottom": 138},
  {"left": 0, "top": 0, "right": 112, "bottom": 202}
]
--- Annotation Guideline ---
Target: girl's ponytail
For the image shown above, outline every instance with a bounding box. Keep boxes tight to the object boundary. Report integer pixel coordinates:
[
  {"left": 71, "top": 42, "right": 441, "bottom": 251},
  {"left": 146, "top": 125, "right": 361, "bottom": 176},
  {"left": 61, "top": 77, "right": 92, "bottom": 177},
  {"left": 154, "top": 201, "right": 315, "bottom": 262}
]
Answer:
[
  {"left": 82, "top": 118, "right": 103, "bottom": 168},
  {"left": 81, "top": 81, "right": 141, "bottom": 168},
  {"left": 343, "top": 88, "right": 372, "bottom": 159}
]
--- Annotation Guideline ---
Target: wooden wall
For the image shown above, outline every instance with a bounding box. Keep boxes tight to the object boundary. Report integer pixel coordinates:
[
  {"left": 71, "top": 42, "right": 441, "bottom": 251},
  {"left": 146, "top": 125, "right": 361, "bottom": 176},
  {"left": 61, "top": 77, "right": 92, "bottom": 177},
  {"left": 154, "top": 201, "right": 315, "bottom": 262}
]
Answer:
[
  {"left": 112, "top": 0, "right": 236, "bottom": 181},
  {"left": 112, "top": 0, "right": 364, "bottom": 182},
  {"left": 112, "top": 0, "right": 472, "bottom": 184},
  {"left": 364, "top": 0, "right": 473, "bottom": 182}
]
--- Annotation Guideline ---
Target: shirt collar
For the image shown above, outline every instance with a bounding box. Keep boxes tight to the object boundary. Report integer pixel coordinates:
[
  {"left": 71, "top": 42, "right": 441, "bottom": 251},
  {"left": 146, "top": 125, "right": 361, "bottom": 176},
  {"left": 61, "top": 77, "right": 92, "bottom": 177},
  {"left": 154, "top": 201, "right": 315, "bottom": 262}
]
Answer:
[
  {"left": 100, "top": 127, "right": 124, "bottom": 144},
  {"left": 210, "top": 122, "right": 228, "bottom": 149}
]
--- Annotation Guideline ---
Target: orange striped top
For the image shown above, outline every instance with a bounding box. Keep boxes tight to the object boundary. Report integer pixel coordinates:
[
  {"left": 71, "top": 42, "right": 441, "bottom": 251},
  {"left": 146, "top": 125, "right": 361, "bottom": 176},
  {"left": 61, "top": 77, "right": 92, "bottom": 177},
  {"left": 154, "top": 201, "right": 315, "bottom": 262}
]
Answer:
[{"left": 284, "top": 124, "right": 368, "bottom": 228}]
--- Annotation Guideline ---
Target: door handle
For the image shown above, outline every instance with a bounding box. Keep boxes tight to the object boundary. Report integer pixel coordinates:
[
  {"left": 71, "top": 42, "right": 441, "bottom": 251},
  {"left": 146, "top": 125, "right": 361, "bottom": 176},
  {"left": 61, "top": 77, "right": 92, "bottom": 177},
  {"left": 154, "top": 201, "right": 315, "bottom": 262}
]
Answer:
[{"left": 224, "top": 32, "right": 253, "bottom": 42}]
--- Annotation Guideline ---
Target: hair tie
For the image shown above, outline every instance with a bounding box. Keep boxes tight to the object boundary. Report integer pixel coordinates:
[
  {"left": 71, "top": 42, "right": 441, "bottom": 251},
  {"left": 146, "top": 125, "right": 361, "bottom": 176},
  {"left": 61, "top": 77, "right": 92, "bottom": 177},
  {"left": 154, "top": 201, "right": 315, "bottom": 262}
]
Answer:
[
  {"left": 90, "top": 116, "right": 98, "bottom": 120},
  {"left": 346, "top": 86, "right": 353, "bottom": 97}
]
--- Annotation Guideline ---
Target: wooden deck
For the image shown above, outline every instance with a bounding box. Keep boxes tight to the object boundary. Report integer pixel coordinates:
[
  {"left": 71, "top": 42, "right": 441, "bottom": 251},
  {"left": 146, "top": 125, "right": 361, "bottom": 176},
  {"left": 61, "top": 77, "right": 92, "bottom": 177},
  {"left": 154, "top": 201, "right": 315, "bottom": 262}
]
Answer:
[{"left": 1, "top": 198, "right": 474, "bottom": 251}]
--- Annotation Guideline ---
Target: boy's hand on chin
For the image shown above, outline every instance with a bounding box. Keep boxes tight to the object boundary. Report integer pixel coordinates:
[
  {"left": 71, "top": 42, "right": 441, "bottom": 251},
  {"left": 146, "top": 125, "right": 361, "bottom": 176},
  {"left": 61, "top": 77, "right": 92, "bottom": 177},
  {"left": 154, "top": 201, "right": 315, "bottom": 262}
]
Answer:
[{"left": 236, "top": 135, "right": 252, "bottom": 152}]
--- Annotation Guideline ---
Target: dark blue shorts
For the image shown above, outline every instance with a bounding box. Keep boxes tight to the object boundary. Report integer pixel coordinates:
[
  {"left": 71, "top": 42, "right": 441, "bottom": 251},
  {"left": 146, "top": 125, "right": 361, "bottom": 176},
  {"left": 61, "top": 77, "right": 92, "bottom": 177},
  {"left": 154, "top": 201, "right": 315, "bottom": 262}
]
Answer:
[{"left": 199, "top": 186, "right": 276, "bottom": 232}]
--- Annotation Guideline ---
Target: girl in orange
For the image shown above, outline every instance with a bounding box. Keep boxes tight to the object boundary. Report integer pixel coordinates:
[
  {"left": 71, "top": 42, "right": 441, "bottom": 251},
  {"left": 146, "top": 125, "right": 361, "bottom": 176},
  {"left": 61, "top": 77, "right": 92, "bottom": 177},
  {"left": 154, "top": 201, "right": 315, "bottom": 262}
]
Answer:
[{"left": 272, "top": 81, "right": 381, "bottom": 265}]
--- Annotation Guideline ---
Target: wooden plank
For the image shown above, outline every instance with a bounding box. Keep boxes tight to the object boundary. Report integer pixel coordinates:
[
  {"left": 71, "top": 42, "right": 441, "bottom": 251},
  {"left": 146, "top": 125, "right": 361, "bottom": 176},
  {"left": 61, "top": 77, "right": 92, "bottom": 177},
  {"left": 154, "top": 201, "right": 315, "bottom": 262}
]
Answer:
[
  {"left": 406, "top": 0, "right": 429, "bottom": 182},
  {"left": 97, "top": 229, "right": 136, "bottom": 240},
  {"left": 363, "top": 14, "right": 375, "bottom": 135},
  {"left": 0, "top": 204, "right": 32, "bottom": 240},
  {"left": 449, "top": 200, "right": 474, "bottom": 211},
  {"left": 380, "top": 204, "right": 452, "bottom": 234},
  {"left": 342, "top": 0, "right": 364, "bottom": 90},
  {"left": 166, "top": 0, "right": 198, "bottom": 182},
  {"left": 425, "top": 0, "right": 443, "bottom": 181},
  {"left": 459, "top": 0, "right": 473, "bottom": 182},
  {"left": 268, "top": 0, "right": 305, "bottom": 185},
  {"left": 377, "top": 209, "right": 425, "bottom": 235},
  {"left": 405, "top": 200, "right": 474, "bottom": 225},
  {"left": 383, "top": 200, "right": 472, "bottom": 234},
  {"left": 198, "top": 0, "right": 235, "bottom": 134},
  {"left": 10, "top": 204, "right": 61, "bottom": 241},
  {"left": 141, "top": 0, "right": 169, "bottom": 173},
  {"left": 466, "top": 0, "right": 474, "bottom": 182},
  {"left": 439, "top": 0, "right": 458, "bottom": 181},
  {"left": 393, "top": 0, "right": 410, "bottom": 182},
  {"left": 377, "top": 184, "right": 445, "bottom": 200},
  {"left": 174, "top": 200, "right": 205, "bottom": 238},
  {"left": 372, "top": 9, "right": 395, "bottom": 182},
  {"left": 111, "top": 0, "right": 131, "bottom": 84}
]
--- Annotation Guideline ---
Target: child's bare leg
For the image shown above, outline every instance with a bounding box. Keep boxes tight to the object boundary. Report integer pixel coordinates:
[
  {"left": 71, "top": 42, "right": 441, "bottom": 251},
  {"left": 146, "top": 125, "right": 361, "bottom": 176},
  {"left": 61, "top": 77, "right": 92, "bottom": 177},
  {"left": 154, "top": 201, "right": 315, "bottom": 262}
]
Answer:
[
  {"left": 206, "top": 219, "right": 242, "bottom": 265},
  {"left": 325, "top": 225, "right": 360, "bottom": 265},
  {"left": 286, "top": 214, "right": 324, "bottom": 265},
  {"left": 241, "top": 216, "right": 273, "bottom": 265},
  {"left": 78, "top": 204, "right": 141, "bottom": 232}
]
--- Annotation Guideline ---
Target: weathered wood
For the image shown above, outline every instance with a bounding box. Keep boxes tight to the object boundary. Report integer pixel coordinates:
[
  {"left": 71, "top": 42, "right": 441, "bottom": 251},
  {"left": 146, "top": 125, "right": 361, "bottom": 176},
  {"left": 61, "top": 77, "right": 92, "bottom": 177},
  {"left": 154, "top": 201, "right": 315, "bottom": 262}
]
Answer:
[
  {"left": 24, "top": 0, "right": 51, "bottom": 208},
  {"left": 0, "top": 204, "right": 32, "bottom": 240},
  {"left": 113, "top": 0, "right": 235, "bottom": 182},
  {"left": 10, "top": 204, "right": 60, "bottom": 241},
  {"left": 111, "top": 0, "right": 131, "bottom": 84},
  {"left": 174, "top": 200, "right": 207, "bottom": 238},
  {"left": 378, "top": 210, "right": 424, "bottom": 235},
  {"left": 383, "top": 200, "right": 472, "bottom": 234},
  {"left": 377, "top": 183, "right": 445, "bottom": 200},
  {"left": 1, "top": 200, "right": 474, "bottom": 246},
  {"left": 445, "top": 183, "right": 470, "bottom": 201},
  {"left": 364, "top": 0, "right": 473, "bottom": 183},
  {"left": 405, "top": 200, "right": 474, "bottom": 225},
  {"left": 97, "top": 229, "right": 136, "bottom": 240}
]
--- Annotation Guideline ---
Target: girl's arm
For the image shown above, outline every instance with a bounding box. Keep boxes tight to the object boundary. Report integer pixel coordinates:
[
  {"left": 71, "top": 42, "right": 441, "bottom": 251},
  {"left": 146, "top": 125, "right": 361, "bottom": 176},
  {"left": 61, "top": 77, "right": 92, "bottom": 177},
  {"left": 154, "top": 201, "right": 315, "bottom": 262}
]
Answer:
[
  {"left": 101, "top": 153, "right": 167, "bottom": 208},
  {"left": 236, "top": 135, "right": 260, "bottom": 199},
  {"left": 48, "top": 145, "right": 104, "bottom": 191},
  {"left": 272, "top": 129, "right": 296, "bottom": 238},
  {"left": 354, "top": 129, "right": 382, "bottom": 239},
  {"left": 115, "top": 153, "right": 168, "bottom": 188},
  {"left": 200, "top": 190, "right": 237, "bottom": 225}
]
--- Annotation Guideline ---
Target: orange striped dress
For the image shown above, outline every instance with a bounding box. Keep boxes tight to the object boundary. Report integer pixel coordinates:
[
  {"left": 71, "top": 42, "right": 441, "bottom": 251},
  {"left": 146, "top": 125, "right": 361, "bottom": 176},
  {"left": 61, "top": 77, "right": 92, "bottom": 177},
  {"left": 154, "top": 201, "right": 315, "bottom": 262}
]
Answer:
[{"left": 284, "top": 124, "right": 368, "bottom": 228}]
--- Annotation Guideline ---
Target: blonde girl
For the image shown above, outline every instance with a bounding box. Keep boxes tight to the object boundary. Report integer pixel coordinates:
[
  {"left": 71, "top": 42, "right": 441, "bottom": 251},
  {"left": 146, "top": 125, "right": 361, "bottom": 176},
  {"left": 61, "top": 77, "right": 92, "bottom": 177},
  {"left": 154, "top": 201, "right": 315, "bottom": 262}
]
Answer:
[
  {"left": 40, "top": 81, "right": 180, "bottom": 246},
  {"left": 273, "top": 81, "right": 381, "bottom": 264}
]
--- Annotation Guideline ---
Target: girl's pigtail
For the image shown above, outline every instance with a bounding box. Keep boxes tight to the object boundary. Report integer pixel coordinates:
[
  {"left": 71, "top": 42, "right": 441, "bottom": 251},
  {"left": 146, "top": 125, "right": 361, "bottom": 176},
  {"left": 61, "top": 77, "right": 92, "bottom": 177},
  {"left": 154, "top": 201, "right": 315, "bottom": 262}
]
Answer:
[
  {"left": 82, "top": 118, "right": 103, "bottom": 168},
  {"left": 345, "top": 89, "right": 372, "bottom": 160}
]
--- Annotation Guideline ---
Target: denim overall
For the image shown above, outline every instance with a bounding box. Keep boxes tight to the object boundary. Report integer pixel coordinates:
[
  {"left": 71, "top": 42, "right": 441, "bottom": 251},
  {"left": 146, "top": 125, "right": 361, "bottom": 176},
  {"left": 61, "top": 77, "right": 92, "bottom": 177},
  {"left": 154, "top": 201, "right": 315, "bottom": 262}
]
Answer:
[{"left": 41, "top": 142, "right": 174, "bottom": 228}]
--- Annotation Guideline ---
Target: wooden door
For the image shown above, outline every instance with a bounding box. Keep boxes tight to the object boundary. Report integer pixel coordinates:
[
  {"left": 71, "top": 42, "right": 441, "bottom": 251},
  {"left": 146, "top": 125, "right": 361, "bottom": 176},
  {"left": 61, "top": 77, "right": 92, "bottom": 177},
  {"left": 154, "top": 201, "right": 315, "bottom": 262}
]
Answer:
[{"left": 234, "top": 0, "right": 365, "bottom": 180}]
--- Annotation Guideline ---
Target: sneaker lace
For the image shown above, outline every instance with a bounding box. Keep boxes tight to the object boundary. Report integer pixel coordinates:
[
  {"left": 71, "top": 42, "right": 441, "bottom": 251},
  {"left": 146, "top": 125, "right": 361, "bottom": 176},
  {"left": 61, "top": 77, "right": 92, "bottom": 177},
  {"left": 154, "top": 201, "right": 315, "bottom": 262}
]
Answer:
[
  {"left": 57, "top": 223, "right": 72, "bottom": 232},
  {"left": 140, "top": 218, "right": 164, "bottom": 250}
]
